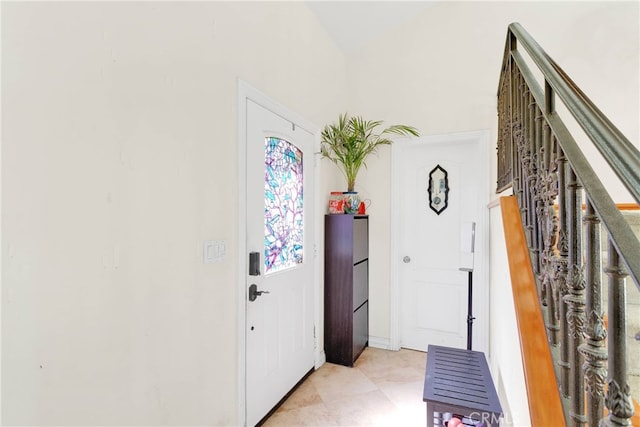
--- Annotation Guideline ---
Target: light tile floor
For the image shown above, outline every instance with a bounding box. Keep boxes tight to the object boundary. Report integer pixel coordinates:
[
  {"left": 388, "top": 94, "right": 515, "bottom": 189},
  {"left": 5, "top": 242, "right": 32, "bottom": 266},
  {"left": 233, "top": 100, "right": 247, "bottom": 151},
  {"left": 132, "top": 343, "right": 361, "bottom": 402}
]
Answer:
[{"left": 262, "top": 347, "right": 427, "bottom": 426}]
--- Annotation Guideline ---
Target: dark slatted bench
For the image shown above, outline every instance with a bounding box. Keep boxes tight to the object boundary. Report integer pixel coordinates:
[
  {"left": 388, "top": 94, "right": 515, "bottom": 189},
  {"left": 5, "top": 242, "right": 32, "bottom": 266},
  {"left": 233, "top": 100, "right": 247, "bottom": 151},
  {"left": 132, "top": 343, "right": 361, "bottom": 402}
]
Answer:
[{"left": 423, "top": 345, "right": 502, "bottom": 427}]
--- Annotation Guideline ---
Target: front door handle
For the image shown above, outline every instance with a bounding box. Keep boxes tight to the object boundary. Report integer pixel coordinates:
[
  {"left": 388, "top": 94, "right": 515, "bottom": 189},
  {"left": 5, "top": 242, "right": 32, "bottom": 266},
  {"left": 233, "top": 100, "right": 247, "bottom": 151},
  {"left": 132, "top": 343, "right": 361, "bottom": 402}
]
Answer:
[
  {"left": 248, "top": 284, "right": 270, "bottom": 302},
  {"left": 403, "top": 256, "right": 411, "bottom": 263}
]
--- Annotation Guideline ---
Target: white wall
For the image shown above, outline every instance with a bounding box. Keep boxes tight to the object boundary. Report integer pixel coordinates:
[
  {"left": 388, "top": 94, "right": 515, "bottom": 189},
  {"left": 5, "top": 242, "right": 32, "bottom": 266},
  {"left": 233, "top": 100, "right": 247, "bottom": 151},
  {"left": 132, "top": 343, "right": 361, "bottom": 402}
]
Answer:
[{"left": 1, "top": 2, "right": 346, "bottom": 425}]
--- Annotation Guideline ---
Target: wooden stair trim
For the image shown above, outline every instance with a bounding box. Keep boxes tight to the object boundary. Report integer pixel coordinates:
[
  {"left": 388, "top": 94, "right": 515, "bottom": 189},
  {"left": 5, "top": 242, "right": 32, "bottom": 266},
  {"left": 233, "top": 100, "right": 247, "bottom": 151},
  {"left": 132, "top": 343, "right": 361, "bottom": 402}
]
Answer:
[
  {"left": 617, "top": 203, "right": 640, "bottom": 211},
  {"left": 553, "top": 203, "right": 640, "bottom": 211},
  {"left": 500, "top": 196, "right": 566, "bottom": 426}
]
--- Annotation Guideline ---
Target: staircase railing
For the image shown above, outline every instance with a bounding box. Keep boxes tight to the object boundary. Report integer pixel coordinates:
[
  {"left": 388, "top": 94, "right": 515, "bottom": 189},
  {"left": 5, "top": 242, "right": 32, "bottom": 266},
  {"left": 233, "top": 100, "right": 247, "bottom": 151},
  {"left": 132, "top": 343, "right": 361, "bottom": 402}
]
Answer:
[{"left": 496, "top": 22, "right": 639, "bottom": 426}]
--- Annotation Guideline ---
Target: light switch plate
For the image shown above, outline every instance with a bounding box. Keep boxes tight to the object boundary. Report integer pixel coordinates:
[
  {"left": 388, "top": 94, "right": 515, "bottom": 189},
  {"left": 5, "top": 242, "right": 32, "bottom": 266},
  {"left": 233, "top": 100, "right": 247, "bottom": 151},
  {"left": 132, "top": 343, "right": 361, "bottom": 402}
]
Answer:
[
  {"left": 204, "top": 240, "right": 215, "bottom": 263},
  {"left": 204, "top": 240, "right": 226, "bottom": 263}
]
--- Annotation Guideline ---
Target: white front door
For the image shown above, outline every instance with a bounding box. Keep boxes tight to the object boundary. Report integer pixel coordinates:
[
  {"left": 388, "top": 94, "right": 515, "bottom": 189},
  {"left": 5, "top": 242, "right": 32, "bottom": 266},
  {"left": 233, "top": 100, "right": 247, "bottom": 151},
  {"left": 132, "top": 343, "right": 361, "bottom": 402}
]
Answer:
[
  {"left": 245, "top": 99, "right": 315, "bottom": 426},
  {"left": 393, "top": 131, "right": 488, "bottom": 352}
]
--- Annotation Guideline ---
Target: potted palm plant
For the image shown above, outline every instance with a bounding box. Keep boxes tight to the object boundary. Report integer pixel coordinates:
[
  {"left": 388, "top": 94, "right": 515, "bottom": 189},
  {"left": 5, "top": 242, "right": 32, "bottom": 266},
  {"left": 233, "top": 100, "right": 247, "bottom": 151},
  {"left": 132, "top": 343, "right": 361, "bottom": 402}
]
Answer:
[{"left": 320, "top": 113, "right": 419, "bottom": 213}]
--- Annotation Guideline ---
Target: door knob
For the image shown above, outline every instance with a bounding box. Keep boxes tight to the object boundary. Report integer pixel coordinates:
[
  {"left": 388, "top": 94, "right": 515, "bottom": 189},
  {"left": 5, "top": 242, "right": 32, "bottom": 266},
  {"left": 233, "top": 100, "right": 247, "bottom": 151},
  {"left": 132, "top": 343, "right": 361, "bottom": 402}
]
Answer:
[
  {"left": 403, "top": 256, "right": 411, "bottom": 263},
  {"left": 248, "top": 284, "right": 270, "bottom": 302}
]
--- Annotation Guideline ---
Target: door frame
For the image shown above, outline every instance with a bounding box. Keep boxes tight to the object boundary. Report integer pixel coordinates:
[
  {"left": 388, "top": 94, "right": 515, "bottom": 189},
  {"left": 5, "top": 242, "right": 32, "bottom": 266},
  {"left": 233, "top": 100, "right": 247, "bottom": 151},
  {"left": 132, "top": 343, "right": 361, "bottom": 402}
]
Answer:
[
  {"left": 389, "top": 129, "right": 491, "bottom": 354},
  {"left": 236, "top": 80, "right": 322, "bottom": 426}
]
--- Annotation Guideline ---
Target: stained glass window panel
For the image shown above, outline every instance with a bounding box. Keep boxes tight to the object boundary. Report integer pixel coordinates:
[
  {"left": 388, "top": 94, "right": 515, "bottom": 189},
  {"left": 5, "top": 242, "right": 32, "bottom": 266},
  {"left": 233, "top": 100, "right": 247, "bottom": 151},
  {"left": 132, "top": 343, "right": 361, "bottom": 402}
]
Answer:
[{"left": 264, "top": 136, "right": 304, "bottom": 274}]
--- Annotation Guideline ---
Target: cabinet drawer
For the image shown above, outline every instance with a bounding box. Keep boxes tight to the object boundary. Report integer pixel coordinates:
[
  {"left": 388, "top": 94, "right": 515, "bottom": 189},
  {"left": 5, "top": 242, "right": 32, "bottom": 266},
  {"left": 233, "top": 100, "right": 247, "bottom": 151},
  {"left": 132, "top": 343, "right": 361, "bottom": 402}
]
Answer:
[
  {"left": 353, "top": 217, "right": 368, "bottom": 263},
  {"left": 353, "top": 261, "right": 368, "bottom": 310},
  {"left": 353, "top": 301, "right": 368, "bottom": 360}
]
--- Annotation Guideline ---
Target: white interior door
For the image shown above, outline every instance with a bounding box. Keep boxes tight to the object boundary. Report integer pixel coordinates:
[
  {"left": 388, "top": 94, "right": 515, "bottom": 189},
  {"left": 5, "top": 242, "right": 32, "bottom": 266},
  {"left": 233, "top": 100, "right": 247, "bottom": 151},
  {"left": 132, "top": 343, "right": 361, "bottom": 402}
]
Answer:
[
  {"left": 245, "top": 100, "right": 315, "bottom": 426},
  {"left": 396, "top": 134, "right": 485, "bottom": 352}
]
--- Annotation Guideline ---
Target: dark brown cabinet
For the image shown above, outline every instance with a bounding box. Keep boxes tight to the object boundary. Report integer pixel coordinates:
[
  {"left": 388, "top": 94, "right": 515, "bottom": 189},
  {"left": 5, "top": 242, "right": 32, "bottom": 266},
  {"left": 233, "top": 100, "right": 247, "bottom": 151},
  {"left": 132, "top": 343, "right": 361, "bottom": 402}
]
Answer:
[{"left": 324, "top": 214, "right": 369, "bottom": 366}]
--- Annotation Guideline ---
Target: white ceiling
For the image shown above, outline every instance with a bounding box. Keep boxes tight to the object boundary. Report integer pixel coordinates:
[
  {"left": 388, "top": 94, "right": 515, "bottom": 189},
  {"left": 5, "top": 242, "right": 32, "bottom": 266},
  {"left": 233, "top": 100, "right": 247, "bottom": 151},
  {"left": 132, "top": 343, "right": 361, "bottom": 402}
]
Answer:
[{"left": 305, "top": 1, "right": 436, "bottom": 52}]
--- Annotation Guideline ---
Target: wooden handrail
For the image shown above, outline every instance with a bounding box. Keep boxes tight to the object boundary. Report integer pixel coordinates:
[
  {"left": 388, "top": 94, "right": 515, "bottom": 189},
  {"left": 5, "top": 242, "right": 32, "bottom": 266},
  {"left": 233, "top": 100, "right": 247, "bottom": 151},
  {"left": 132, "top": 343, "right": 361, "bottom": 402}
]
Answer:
[{"left": 500, "top": 196, "right": 566, "bottom": 426}]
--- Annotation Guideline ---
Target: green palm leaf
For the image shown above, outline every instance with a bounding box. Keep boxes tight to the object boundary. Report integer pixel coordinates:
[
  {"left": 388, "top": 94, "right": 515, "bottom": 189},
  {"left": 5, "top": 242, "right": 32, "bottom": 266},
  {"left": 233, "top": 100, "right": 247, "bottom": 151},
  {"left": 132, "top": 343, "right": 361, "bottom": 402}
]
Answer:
[{"left": 320, "top": 113, "right": 419, "bottom": 192}]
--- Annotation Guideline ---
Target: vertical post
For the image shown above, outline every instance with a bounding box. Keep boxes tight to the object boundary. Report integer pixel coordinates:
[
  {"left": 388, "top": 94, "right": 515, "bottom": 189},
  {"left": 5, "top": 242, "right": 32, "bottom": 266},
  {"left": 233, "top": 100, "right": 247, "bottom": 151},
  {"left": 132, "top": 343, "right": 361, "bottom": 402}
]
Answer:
[
  {"left": 519, "top": 83, "right": 529, "bottom": 224},
  {"left": 460, "top": 222, "right": 475, "bottom": 351},
  {"left": 516, "top": 72, "right": 525, "bottom": 207},
  {"left": 578, "top": 198, "right": 606, "bottom": 426},
  {"left": 542, "top": 126, "right": 559, "bottom": 345},
  {"left": 505, "top": 56, "right": 513, "bottom": 189},
  {"left": 497, "top": 58, "right": 508, "bottom": 191},
  {"left": 543, "top": 82, "right": 560, "bottom": 346},
  {"left": 532, "top": 105, "right": 543, "bottom": 279},
  {"left": 467, "top": 270, "right": 474, "bottom": 351},
  {"left": 563, "top": 168, "right": 586, "bottom": 426},
  {"left": 556, "top": 145, "right": 570, "bottom": 397},
  {"left": 526, "top": 91, "right": 536, "bottom": 251},
  {"left": 545, "top": 80, "right": 555, "bottom": 116},
  {"left": 601, "top": 243, "right": 634, "bottom": 426}
]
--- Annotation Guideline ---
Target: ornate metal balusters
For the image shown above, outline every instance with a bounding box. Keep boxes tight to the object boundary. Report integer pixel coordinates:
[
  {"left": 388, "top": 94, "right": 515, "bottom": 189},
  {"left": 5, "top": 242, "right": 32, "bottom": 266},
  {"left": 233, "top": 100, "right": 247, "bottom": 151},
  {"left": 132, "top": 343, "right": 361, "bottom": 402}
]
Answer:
[
  {"left": 556, "top": 145, "right": 571, "bottom": 397},
  {"left": 564, "top": 168, "right": 587, "bottom": 425},
  {"left": 578, "top": 198, "right": 607, "bottom": 425},
  {"left": 601, "top": 244, "right": 635, "bottom": 426},
  {"left": 518, "top": 83, "right": 530, "bottom": 230},
  {"left": 505, "top": 59, "right": 513, "bottom": 189},
  {"left": 497, "top": 72, "right": 506, "bottom": 189},
  {"left": 539, "top": 127, "right": 560, "bottom": 345},
  {"left": 526, "top": 91, "right": 537, "bottom": 253},
  {"left": 531, "top": 105, "right": 544, "bottom": 279},
  {"left": 515, "top": 72, "right": 524, "bottom": 204},
  {"left": 496, "top": 24, "right": 639, "bottom": 425},
  {"left": 496, "top": 61, "right": 513, "bottom": 192},
  {"left": 516, "top": 72, "right": 526, "bottom": 209}
]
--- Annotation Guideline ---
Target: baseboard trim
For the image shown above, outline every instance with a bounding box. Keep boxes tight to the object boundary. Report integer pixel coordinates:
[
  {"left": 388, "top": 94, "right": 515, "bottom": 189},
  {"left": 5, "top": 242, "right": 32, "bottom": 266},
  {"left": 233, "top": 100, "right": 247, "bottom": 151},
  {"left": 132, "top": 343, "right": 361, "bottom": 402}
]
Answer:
[
  {"left": 368, "top": 336, "right": 391, "bottom": 350},
  {"left": 315, "top": 350, "right": 326, "bottom": 369}
]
